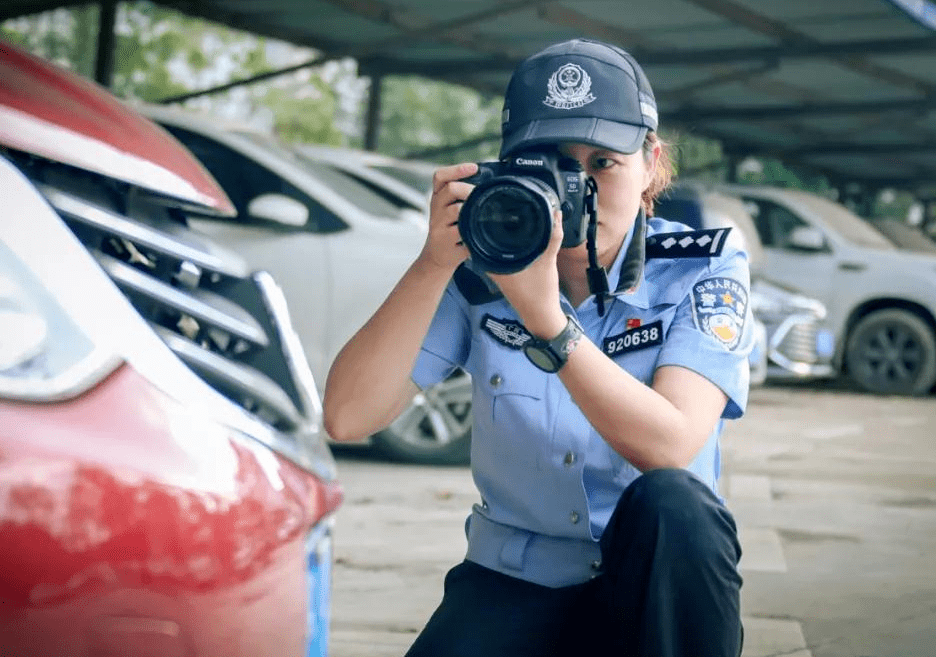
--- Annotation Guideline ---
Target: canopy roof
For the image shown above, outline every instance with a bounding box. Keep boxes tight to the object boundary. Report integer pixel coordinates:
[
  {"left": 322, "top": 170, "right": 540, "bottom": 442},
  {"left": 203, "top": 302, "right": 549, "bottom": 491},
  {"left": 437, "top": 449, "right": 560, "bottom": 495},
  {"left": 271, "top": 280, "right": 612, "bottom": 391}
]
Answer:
[{"left": 5, "top": 0, "right": 936, "bottom": 198}]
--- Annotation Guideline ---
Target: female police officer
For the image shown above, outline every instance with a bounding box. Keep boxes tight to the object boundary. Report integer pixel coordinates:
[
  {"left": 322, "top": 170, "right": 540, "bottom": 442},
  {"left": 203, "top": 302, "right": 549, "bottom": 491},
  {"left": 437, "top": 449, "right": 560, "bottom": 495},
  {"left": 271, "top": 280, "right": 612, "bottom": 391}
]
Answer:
[{"left": 324, "top": 38, "right": 752, "bottom": 657}]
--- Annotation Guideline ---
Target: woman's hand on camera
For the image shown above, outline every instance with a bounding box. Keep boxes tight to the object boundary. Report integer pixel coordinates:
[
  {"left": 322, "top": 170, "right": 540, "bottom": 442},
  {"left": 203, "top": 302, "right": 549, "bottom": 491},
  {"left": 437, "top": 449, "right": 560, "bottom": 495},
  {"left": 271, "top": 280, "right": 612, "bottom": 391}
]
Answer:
[
  {"left": 417, "top": 162, "right": 476, "bottom": 274},
  {"left": 489, "top": 208, "right": 567, "bottom": 338}
]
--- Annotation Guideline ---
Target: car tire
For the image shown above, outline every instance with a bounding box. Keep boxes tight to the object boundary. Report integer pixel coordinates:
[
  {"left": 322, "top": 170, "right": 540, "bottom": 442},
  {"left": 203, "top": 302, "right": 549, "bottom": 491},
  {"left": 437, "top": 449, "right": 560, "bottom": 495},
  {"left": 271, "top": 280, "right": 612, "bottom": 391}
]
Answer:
[
  {"left": 844, "top": 309, "right": 936, "bottom": 395},
  {"left": 372, "top": 369, "right": 473, "bottom": 465}
]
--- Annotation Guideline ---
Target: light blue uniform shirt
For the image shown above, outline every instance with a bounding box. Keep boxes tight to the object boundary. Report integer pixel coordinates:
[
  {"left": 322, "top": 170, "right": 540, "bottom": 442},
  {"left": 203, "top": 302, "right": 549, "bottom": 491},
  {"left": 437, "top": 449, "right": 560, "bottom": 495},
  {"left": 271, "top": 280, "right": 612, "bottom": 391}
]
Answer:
[{"left": 411, "top": 215, "right": 753, "bottom": 588}]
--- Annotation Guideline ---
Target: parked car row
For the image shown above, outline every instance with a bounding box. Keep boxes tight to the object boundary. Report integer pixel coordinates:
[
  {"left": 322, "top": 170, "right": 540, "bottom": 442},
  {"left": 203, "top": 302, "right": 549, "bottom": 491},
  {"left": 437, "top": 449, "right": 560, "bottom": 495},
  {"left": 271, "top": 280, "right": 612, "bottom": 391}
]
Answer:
[
  {"left": 132, "top": 108, "right": 935, "bottom": 474},
  {"left": 0, "top": 39, "right": 341, "bottom": 656},
  {"left": 721, "top": 184, "right": 936, "bottom": 396},
  {"left": 106, "top": 95, "right": 927, "bottom": 476}
]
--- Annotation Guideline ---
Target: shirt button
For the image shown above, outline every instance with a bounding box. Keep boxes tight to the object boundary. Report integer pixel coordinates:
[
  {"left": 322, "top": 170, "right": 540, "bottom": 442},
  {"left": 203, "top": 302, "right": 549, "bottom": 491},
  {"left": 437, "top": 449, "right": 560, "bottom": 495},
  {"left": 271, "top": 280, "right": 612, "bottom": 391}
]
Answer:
[
  {"left": 489, "top": 374, "right": 502, "bottom": 388},
  {"left": 591, "top": 560, "right": 602, "bottom": 571},
  {"left": 563, "top": 451, "right": 576, "bottom": 467},
  {"left": 570, "top": 511, "right": 580, "bottom": 524}
]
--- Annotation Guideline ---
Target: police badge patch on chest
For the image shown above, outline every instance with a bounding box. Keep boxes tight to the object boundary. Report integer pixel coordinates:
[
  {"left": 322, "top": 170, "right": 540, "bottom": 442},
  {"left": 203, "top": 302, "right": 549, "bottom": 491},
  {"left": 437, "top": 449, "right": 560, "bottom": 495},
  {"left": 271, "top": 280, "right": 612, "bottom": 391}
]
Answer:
[
  {"left": 691, "top": 278, "right": 747, "bottom": 350},
  {"left": 482, "top": 314, "right": 533, "bottom": 350}
]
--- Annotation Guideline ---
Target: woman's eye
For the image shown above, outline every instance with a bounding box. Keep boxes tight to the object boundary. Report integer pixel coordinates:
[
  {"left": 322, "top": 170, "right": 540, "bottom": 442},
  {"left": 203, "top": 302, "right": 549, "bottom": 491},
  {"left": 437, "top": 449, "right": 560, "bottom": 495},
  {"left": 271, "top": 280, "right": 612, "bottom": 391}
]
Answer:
[{"left": 593, "top": 157, "right": 614, "bottom": 170}]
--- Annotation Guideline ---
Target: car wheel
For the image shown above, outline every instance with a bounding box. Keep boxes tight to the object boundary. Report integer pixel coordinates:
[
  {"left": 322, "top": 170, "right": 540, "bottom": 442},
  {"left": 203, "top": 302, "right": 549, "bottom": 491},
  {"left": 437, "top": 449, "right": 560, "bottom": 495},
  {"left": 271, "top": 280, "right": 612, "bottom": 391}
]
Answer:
[
  {"left": 372, "top": 369, "right": 473, "bottom": 465},
  {"left": 844, "top": 309, "right": 936, "bottom": 395}
]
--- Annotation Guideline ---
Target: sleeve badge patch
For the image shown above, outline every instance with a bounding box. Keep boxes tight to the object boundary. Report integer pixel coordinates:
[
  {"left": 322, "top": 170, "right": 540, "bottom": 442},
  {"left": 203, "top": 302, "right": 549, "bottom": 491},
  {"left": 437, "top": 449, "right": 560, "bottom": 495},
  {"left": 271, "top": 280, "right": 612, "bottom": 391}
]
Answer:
[
  {"left": 691, "top": 277, "right": 747, "bottom": 350},
  {"left": 481, "top": 314, "right": 532, "bottom": 350}
]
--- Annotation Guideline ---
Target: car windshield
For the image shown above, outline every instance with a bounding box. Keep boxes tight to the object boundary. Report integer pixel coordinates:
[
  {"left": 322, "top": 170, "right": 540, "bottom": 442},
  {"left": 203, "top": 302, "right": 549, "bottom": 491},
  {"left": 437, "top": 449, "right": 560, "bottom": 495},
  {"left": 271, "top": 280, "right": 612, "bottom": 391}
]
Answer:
[
  {"left": 370, "top": 164, "right": 435, "bottom": 194},
  {"left": 869, "top": 219, "right": 936, "bottom": 253},
  {"left": 788, "top": 192, "right": 894, "bottom": 249},
  {"left": 235, "top": 131, "right": 410, "bottom": 220}
]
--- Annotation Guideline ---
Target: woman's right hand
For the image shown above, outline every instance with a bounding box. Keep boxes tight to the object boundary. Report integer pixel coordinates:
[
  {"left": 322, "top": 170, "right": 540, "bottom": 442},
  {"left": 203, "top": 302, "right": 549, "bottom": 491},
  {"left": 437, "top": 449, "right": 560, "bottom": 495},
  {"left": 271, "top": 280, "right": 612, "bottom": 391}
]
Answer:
[{"left": 417, "top": 162, "right": 477, "bottom": 273}]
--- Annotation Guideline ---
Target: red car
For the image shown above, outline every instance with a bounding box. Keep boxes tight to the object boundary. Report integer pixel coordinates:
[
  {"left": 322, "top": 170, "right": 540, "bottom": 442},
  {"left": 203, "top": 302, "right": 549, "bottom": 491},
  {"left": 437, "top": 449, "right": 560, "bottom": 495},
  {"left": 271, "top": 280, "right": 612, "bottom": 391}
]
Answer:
[{"left": 0, "top": 40, "right": 342, "bottom": 656}]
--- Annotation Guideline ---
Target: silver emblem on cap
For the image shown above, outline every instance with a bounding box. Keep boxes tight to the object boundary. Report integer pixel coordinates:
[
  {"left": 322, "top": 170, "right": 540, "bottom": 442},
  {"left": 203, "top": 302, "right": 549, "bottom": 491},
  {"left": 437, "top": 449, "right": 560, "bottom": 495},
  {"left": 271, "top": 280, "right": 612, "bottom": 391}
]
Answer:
[{"left": 544, "top": 63, "right": 596, "bottom": 110}]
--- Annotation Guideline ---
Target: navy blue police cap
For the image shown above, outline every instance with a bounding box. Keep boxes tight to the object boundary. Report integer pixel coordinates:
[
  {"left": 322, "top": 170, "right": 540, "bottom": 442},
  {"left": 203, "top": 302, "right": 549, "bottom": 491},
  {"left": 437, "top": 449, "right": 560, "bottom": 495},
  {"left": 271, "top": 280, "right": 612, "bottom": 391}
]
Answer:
[{"left": 499, "top": 38, "right": 658, "bottom": 159}]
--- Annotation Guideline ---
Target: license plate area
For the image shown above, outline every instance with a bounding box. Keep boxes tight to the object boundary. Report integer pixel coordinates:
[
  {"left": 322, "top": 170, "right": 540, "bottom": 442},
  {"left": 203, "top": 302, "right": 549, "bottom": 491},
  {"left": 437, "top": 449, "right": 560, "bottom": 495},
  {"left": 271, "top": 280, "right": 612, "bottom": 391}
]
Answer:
[{"left": 305, "top": 524, "right": 333, "bottom": 657}]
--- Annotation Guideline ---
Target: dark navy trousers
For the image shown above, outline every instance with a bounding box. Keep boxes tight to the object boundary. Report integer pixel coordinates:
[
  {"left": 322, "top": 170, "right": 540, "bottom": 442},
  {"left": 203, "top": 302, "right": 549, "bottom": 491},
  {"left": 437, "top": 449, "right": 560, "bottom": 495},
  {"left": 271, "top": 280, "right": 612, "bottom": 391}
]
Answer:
[{"left": 403, "top": 468, "right": 743, "bottom": 657}]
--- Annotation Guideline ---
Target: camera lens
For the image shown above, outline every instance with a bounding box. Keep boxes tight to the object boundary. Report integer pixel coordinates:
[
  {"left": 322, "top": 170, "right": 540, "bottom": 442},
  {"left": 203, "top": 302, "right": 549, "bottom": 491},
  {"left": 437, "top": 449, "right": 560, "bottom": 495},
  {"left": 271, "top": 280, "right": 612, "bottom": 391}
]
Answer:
[
  {"left": 475, "top": 188, "right": 546, "bottom": 253},
  {"left": 459, "top": 179, "right": 554, "bottom": 274}
]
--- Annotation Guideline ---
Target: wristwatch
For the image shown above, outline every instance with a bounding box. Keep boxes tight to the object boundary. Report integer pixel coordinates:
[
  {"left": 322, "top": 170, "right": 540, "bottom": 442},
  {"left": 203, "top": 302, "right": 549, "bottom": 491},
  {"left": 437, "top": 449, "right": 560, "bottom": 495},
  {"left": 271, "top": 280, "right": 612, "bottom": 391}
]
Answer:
[{"left": 523, "top": 314, "right": 585, "bottom": 373}]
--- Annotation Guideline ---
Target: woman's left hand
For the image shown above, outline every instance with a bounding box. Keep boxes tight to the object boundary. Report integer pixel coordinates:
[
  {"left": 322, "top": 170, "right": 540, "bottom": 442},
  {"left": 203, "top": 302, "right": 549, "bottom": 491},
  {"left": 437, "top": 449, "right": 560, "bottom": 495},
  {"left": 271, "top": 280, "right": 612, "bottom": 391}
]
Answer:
[{"left": 488, "top": 208, "right": 567, "bottom": 338}]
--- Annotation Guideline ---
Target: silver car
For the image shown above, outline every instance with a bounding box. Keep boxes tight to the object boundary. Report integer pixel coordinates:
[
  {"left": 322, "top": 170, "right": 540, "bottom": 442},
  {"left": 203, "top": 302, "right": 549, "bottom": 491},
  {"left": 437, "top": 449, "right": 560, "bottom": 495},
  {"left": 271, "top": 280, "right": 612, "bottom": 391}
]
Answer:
[
  {"left": 723, "top": 184, "right": 936, "bottom": 396},
  {"left": 142, "top": 105, "right": 472, "bottom": 465}
]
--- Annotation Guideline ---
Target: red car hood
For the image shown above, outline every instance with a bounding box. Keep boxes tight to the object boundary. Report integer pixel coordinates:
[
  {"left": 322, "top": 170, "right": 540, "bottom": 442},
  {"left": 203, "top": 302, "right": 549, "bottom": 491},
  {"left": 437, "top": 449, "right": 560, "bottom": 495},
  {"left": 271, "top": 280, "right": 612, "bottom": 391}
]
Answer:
[{"left": 0, "top": 40, "right": 234, "bottom": 216}]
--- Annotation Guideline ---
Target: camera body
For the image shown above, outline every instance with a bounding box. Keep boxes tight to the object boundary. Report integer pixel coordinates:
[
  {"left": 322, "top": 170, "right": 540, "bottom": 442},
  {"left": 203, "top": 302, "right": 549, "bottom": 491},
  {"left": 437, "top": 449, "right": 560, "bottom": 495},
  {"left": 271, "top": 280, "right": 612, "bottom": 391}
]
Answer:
[{"left": 458, "top": 149, "right": 590, "bottom": 274}]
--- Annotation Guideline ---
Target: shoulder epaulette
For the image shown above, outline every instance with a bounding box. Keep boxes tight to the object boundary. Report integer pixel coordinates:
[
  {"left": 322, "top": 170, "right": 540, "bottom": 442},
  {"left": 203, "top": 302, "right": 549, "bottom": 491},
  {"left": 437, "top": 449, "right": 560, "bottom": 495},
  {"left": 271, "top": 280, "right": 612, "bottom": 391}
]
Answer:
[
  {"left": 453, "top": 263, "right": 503, "bottom": 305},
  {"left": 645, "top": 227, "right": 731, "bottom": 259}
]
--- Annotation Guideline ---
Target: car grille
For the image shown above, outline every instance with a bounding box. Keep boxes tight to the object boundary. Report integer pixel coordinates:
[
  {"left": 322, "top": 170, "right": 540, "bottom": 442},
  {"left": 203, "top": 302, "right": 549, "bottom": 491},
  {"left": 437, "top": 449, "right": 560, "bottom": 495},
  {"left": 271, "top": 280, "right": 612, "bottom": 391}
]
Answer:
[
  {"left": 760, "top": 312, "right": 835, "bottom": 378},
  {"left": 15, "top": 156, "right": 317, "bottom": 436},
  {"left": 775, "top": 319, "right": 822, "bottom": 364}
]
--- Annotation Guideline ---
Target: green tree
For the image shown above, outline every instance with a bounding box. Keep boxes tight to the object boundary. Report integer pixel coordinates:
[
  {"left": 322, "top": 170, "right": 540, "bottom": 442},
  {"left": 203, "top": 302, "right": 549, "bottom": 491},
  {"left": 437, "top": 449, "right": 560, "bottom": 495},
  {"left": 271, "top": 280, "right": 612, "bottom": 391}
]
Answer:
[
  {"left": 3, "top": 3, "right": 355, "bottom": 144},
  {"left": 263, "top": 82, "right": 344, "bottom": 146},
  {"left": 376, "top": 75, "right": 502, "bottom": 164},
  {"left": 669, "top": 131, "right": 725, "bottom": 181},
  {"left": 2, "top": 5, "right": 98, "bottom": 76}
]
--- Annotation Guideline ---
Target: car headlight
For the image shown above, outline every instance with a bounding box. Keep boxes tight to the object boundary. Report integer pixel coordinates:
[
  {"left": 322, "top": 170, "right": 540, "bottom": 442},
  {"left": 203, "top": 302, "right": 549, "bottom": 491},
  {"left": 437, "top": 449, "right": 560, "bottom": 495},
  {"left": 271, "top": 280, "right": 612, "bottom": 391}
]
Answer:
[
  {"left": 0, "top": 241, "right": 121, "bottom": 402},
  {"left": 750, "top": 277, "right": 827, "bottom": 323}
]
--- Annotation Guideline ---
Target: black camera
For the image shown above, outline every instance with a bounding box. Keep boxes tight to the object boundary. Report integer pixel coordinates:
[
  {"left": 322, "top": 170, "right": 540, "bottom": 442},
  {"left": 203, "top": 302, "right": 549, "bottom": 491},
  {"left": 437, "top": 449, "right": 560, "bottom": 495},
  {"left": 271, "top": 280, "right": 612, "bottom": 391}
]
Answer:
[{"left": 458, "top": 150, "right": 591, "bottom": 274}]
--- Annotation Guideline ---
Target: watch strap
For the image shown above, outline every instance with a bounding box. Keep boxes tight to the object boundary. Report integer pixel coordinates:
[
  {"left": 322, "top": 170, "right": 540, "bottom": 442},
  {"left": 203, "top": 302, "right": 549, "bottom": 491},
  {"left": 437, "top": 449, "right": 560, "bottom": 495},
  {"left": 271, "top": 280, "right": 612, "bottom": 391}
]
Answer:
[{"left": 524, "top": 314, "right": 584, "bottom": 372}]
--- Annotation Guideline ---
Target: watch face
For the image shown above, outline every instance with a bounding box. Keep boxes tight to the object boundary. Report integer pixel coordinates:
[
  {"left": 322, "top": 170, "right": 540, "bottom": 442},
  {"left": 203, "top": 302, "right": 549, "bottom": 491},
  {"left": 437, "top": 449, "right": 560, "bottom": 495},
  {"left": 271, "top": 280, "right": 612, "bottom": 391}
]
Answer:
[{"left": 525, "top": 345, "right": 560, "bottom": 372}]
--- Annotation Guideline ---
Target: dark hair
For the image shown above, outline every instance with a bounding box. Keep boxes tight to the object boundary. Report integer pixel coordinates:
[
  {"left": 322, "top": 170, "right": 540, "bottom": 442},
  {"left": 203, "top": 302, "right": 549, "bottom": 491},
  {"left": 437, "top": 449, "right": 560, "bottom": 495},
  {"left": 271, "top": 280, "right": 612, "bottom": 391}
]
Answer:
[{"left": 642, "top": 131, "right": 675, "bottom": 217}]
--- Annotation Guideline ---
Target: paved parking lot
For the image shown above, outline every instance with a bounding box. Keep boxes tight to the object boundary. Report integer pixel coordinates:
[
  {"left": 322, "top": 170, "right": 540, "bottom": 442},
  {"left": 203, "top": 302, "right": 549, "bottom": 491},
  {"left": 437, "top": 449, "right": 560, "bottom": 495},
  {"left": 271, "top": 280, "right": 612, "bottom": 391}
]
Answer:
[{"left": 327, "top": 380, "right": 936, "bottom": 657}]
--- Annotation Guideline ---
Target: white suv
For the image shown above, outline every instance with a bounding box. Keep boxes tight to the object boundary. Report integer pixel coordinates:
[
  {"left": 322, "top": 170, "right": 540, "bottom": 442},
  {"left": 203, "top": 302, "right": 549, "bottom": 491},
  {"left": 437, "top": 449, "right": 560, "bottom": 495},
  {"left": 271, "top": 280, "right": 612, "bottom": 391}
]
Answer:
[{"left": 722, "top": 184, "right": 936, "bottom": 395}]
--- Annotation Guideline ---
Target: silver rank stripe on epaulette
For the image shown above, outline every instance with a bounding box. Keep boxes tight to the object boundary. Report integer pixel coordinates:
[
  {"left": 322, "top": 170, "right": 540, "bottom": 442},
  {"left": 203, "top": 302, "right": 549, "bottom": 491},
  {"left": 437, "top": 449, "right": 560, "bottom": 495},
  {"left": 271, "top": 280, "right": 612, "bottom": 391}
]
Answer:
[
  {"left": 647, "top": 228, "right": 729, "bottom": 258},
  {"left": 662, "top": 232, "right": 713, "bottom": 250}
]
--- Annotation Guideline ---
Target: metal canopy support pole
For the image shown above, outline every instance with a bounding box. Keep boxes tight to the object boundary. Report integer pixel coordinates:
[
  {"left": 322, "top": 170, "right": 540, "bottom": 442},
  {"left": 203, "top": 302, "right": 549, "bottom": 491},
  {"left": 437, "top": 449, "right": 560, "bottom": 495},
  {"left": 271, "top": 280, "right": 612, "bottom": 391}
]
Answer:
[
  {"left": 94, "top": 0, "right": 118, "bottom": 88},
  {"left": 725, "top": 154, "right": 740, "bottom": 182},
  {"left": 858, "top": 188, "right": 877, "bottom": 218},
  {"left": 832, "top": 181, "right": 847, "bottom": 207},
  {"left": 364, "top": 73, "right": 384, "bottom": 152},
  {"left": 923, "top": 198, "right": 936, "bottom": 238}
]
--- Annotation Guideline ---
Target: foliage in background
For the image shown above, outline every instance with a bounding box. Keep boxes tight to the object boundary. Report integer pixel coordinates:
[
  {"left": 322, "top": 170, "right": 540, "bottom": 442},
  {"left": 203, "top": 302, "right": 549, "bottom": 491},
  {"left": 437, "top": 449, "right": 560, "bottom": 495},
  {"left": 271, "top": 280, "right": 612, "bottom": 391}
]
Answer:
[
  {"left": 2, "top": 5, "right": 99, "bottom": 76},
  {"left": 1, "top": 1, "right": 350, "bottom": 140},
  {"left": 669, "top": 131, "right": 725, "bottom": 182},
  {"left": 375, "top": 76, "right": 502, "bottom": 164}
]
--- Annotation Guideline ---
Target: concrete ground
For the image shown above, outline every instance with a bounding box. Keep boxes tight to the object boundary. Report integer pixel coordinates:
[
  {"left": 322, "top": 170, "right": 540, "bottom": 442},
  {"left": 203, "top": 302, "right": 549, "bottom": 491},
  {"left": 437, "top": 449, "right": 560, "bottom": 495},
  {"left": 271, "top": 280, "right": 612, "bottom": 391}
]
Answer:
[{"left": 326, "top": 380, "right": 936, "bottom": 657}]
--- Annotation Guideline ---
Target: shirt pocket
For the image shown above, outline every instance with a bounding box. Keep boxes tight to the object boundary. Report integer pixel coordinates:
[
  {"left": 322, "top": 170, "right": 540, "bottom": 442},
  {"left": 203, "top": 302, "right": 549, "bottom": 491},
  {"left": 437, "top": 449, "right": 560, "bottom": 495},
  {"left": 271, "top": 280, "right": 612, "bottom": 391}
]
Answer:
[{"left": 468, "top": 336, "right": 549, "bottom": 470}]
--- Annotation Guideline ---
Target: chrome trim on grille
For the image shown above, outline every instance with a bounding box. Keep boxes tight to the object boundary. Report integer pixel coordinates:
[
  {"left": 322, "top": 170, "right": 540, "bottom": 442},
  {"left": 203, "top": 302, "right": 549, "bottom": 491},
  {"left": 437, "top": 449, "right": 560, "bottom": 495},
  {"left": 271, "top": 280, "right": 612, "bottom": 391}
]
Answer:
[
  {"left": 98, "top": 253, "right": 269, "bottom": 348},
  {"left": 768, "top": 313, "right": 836, "bottom": 377},
  {"left": 154, "top": 326, "right": 302, "bottom": 429},
  {"left": 39, "top": 184, "right": 316, "bottom": 437},
  {"left": 252, "top": 272, "right": 322, "bottom": 420},
  {"left": 42, "top": 186, "right": 248, "bottom": 278}
]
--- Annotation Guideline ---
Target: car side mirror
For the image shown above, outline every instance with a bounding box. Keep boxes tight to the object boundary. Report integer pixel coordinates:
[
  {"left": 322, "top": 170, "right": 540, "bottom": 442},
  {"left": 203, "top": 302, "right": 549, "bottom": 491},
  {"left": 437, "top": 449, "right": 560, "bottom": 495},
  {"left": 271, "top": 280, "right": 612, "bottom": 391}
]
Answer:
[
  {"left": 247, "top": 193, "right": 309, "bottom": 227},
  {"left": 787, "top": 226, "right": 826, "bottom": 251}
]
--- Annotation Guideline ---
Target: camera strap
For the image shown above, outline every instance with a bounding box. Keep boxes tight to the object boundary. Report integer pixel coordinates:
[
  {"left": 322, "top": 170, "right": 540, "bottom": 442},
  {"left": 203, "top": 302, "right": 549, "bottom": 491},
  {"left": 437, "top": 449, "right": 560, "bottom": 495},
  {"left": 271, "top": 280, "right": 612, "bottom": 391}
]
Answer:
[{"left": 584, "top": 178, "right": 611, "bottom": 316}]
